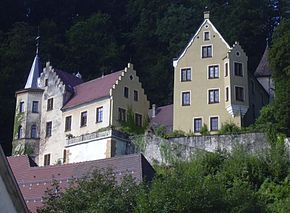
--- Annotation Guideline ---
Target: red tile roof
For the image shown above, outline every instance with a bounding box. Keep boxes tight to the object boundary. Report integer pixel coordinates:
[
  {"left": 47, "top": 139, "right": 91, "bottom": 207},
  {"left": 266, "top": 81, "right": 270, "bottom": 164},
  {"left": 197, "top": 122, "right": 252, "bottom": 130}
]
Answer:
[
  {"left": 63, "top": 71, "right": 123, "bottom": 109},
  {"left": 149, "top": 104, "right": 173, "bottom": 132},
  {"left": 7, "top": 154, "right": 154, "bottom": 213}
]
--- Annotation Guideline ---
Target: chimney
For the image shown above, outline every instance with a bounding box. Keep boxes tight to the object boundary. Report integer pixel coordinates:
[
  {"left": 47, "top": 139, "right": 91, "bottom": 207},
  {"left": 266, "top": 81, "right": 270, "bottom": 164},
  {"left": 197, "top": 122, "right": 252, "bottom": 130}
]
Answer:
[
  {"left": 152, "top": 104, "right": 156, "bottom": 118},
  {"left": 204, "top": 11, "right": 210, "bottom": 19}
]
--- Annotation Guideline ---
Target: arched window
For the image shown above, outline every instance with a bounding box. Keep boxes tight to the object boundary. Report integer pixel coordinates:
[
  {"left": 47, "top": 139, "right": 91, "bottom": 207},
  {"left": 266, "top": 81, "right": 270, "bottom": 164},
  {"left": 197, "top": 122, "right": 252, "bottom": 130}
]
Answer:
[
  {"left": 17, "top": 126, "right": 23, "bottom": 139},
  {"left": 31, "top": 125, "right": 37, "bottom": 138}
]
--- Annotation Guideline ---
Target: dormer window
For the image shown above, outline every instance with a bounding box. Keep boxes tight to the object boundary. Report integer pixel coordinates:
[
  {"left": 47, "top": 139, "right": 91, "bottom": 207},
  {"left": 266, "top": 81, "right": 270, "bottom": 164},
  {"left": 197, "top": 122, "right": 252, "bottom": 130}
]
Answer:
[
  {"left": 204, "top": 32, "right": 210, "bottom": 41},
  {"left": 202, "top": 45, "right": 212, "bottom": 58}
]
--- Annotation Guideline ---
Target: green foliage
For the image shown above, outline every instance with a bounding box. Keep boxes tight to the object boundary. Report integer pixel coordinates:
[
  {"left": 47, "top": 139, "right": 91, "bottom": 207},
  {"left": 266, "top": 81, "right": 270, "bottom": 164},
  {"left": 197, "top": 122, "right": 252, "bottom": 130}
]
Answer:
[
  {"left": 120, "top": 107, "right": 146, "bottom": 135},
  {"left": 165, "top": 130, "right": 186, "bottom": 138},
  {"left": 200, "top": 124, "right": 210, "bottom": 136},
  {"left": 153, "top": 125, "right": 167, "bottom": 138},
  {"left": 39, "top": 144, "right": 290, "bottom": 212},
  {"left": 218, "top": 122, "right": 241, "bottom": 135}
]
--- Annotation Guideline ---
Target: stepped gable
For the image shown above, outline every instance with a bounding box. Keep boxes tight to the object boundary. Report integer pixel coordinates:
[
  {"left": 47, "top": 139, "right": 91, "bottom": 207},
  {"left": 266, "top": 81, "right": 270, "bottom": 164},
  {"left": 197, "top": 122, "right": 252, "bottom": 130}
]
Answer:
[
  {"left": 63, "top": 70, "right": 122, "bottom": 109},
  {"left": 54, "top": 69, "right": 83, "bottom": 93},
  {"left": 254, "top": 46, "right": 272, "bottom": 77},
  {"left": 7, "top": 154, "right": 154, "bottom": 213}
]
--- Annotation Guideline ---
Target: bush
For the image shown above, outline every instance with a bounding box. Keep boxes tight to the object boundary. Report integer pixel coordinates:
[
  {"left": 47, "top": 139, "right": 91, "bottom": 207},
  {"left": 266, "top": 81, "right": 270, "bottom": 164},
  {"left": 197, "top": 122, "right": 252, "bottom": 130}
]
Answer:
[
  {"left": 218, "top": 122, "right": 241, "bottom": 134},
  {"left": 200, "top": 124, "right": 210, "bottom": 136}
]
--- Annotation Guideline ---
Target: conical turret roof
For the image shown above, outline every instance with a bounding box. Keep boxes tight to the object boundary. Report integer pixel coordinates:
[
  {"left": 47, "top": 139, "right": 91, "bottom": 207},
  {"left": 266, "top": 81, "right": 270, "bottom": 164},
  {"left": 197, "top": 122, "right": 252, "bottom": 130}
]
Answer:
[{"left": 24, "top": 53, "right": 42, "bottom": 89}]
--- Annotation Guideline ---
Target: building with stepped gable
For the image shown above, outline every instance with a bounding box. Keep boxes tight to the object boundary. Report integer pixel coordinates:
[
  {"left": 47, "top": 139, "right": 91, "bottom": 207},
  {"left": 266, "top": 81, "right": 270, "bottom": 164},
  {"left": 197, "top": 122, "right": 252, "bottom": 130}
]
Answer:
[{"left": 12, "top": 47, "right": 149, "bottom": 166}]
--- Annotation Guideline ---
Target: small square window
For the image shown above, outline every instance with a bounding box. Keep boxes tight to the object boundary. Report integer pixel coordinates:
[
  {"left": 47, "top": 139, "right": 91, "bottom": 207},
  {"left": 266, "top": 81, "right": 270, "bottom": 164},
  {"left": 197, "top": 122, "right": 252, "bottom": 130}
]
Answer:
[
  {"left": 47, "top": 98, "right": 53, "bottom": 111},
  {"left": 135, "top": 113, "right": 142, "bottom": 127},
  {"left": 234, "top": 62, "right": 243, "bottom": 76},
  {"left": 46, "top": 121, "right": 52, "bottom": 137},
  {"left": 182, "top": 92, "right": 190, "bottom": 106},
  {"left": 194, "top": 118, "right": 202, "bottom": 133},
  {"left": 209, "top": 89, "right": 219, "bottom": 104},
  {"left": 96, "top": 107, "right": 103, "bottom": 123},
  {"left": 65, "top": 116, "right": 72, "bottom": 131},
  {"left": 202, "top": 46, "right": 212, "bottom": 58},
  {"left": 44, "top": 154, "right": 50, "bottom": 166},
  {"left": 134, "top": 90, "right": 139, "bottom": 101},
  {"left": 204, "top": 32, "right": 210, "bottom": 41},
  {"left": 181, "top": 68, "right": 191, "bottom": 82},
  {"left": 32, "top": 101, "right": 39, "bottom": 113},
  {"left": 124, "top": 87, "right": 129, "bottom": 98},
  {"left": 208, "top": 65, "right": 219, "bottom": 79},
  {"left": 19, "top": 101, "right": 24, "bottom": 113},
  {"left": 80, "top": 111, "right": 87, "bottom": 127},
  {"left": 210, "top": 117, "right": 219, "bottom": 131},
  {"left": 235, "top": 87, "right": 244, "bottom": 101}
]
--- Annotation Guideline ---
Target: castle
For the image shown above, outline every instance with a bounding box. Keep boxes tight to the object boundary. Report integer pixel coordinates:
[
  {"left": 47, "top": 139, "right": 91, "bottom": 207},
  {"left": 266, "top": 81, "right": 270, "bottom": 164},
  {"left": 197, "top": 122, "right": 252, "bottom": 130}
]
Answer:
[{"left": 12, "top": 12, "right": 270, "bottom": 166}]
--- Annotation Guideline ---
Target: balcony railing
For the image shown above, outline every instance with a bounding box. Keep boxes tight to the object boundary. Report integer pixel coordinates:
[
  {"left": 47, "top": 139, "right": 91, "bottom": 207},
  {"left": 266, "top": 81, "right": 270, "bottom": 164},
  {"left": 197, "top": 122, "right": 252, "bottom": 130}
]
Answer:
[{"left": 66, "top": 129, "right": 128, "bottom": 146}]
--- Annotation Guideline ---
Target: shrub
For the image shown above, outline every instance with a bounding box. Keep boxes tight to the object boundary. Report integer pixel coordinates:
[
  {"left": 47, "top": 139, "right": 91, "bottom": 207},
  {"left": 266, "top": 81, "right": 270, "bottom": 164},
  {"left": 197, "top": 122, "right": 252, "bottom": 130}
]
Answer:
[{"left": 218, "top": 122, "right": 241, "bottom": 134}]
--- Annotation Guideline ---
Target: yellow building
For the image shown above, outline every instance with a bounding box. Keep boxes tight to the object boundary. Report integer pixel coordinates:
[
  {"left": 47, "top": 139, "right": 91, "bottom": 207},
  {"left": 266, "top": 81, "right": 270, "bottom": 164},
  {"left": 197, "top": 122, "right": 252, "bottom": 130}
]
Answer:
[
  {"left": 12, "top": 47, "right": 149, "bottom": 166},
  {"left": 173, "top": 11, "right": 268, "bottom": 133}
]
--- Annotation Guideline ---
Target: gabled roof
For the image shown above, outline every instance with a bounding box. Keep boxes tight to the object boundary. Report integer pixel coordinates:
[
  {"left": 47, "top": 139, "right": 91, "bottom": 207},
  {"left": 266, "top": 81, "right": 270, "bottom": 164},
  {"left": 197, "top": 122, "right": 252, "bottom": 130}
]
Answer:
[
  {"left": 173, "top": 17, "right": 231, "bottom": 67},
  {"left": 54, "top": 69, "right": 83, "bottom": 93},
  {"left": 254, "top": 45, "right": 272, "bottom": 77},
  {"left": 24, "top": 54, "right": 42, "bottom": 89},
  {"left": 0, "top": 147, "right": 28, "bottom": 213},
  {"left": 8, "top": 154, "right": 155, "bottom": 213},
  {"left": 62, "top": 71, "right": 122, "bottom": 110}
]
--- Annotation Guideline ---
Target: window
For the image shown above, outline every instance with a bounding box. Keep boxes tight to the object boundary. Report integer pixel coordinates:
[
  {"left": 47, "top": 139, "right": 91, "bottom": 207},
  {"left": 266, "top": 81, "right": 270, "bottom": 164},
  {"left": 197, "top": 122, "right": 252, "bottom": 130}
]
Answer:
[
  {"left": 44, "top": 154, "right": 50, "bottom": 166},
  {"left": 65, "top": 116, "right": 72, "bottom": 131},
  {"left": 31, "top": 125, "right": 37, "bottom": 138},
  {"left": 124, "top": 87, "right": 129, "bottom": 98},
  {"left": 226, "top": 87, "right": 229, "bottom": 102},
  {"left": 209, "top": 89, "right": 219, "bottom": 104},
  {"left": 80, "top": 111, "right": 87, "bottom": 127},
  {"left": 17, "top": 126, "right": 23, "bottom": 139},
  {"left": 234, "top": 62, "right": 243, "bottom": 76},
  {"left": 181, "top": 68, "right": 191, "bottom": 81},
  {"left": 225, "top": 63, "right": 228, "bottom": 77},
  {"left": 235, "top": 86, "right": 244, "bottom": 101},
  {"left": 63, "top": 150, "right": 67, "bottom": 164},
  {"left": 204, "top": 32, "right": 210, "bottom": 40},
  {"left": 47, "top": 98, "right": 53, "bottom": 111},
  {"left": 118, "top": 108, "right": 126, "bottom": 122},
  {"left": 194, "top": 118, "right": 202, "bottom": 133},
  {"left": 210, "top": 117, "right": 219, "bottom": 131},
  {"left": 45, "top": 79, "right": 48, "bottom": 87},
  {"left": 202, "top": 45, "right": 212, "bottom": 58},
  {"left": 208, "top": 65, "right": 219, "bottom": 79},
  {"left": 182, "top": 92, "right": 190, "bottom": 106},
  {"left": 135, "top": 113, "right": 142, "bottom": 127},
  {"left": 46, "top": 121, "right": 52, "bottom": 137},
  {"left": 19, "top": 101, "right": 24, "bottom": 113},
  {"left": 96, "top": 107, "right": 103, "bottom": 123},
  {"left": 134, "top": 90, "right": 139, "bottom": 101},
  {"left": 32, "top": 101, "right": 39, "bottom": 113}
]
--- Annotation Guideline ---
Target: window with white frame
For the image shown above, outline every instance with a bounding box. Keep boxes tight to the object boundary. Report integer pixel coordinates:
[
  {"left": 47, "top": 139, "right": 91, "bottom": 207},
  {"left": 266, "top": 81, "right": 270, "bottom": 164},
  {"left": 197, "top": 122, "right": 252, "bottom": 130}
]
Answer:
[
  {"left": 96, "top": 107, "right": 103, "bottom": 123},
  {"left": 208, "top": 89, "right": 219, "bottom": 104},
  {"left": 194, "top": 118, "right": 202, "bottom": 133},
  {"left": 182, "top": 92, "right": 190, "bottom": 106},
  {"left": 44, "top": 154, "right": 50, "bottom": 166},
  {"left": 118, "top": 108, "right": 126, "bottom": 122},
  {"left": 210, "top": 117, "right": 219, "bottom": 131},
  {"left": 235, "top": 86, "right": 244, "bottom": 101},
  {"left": 208, "top": 65, "right": 219, "bottom": 79},
  {"left": 46, "top": 121, "right": 52, "bottom": 137},
  {"left": 47, "top": 98, "right": 53, "bottom": 111},
  {"left": 65, "top": 116, "right": 72, "bottom": 131},
  {"left": 181, "top": 68, "right": 191, "bottom": 82},
  {"left": 202, "top": 45, "right": 212, "bottom": 58},
  {"left": 80, "top": 111, "right": 87, "bottom": 127}
]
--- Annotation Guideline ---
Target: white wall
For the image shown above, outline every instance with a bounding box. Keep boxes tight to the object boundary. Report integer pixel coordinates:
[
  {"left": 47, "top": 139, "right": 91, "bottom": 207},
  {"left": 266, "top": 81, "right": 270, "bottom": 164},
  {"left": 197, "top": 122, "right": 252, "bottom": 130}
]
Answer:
[{"left": 0, "top": 176, "right": 18, "bottom": 213}]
